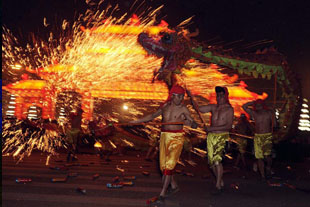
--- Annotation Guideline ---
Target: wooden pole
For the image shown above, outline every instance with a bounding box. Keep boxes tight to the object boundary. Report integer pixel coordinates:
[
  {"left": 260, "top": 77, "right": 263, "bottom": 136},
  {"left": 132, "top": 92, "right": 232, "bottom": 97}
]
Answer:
[
  {"left": 185, "top": 88, "right": 206, "bottom": 126},
  {"left": 274, "top": 71, "right": 277, "bottom": 109},
  {"left": 272, "top": 71, "right": 278, "bottom": 132},
  {"left": 114, "top": 122, "right": 184, "bottom": 126}
]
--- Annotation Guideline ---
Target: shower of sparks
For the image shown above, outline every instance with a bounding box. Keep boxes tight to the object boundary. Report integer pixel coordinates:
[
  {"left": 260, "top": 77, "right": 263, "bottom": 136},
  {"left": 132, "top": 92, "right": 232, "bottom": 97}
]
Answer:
[
  {"left": 2, "top": 1, "right": 266, "bottom": 163},
  {"left": 2, "top": 119, "right": 63, "bottom": 163},
  {"left": 2, "top": 3, "right": 166, "bottom": 162}
]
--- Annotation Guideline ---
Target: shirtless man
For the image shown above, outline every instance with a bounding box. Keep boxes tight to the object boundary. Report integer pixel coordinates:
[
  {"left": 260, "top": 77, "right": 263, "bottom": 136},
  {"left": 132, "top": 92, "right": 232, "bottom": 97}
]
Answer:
[
  {"left": 66, "top": 108, "right": 83, "bottom": 162},
  {"left": 129, "top": 85, "right": 198, "bottom": 203},
  {"left": 199, "top": 86, "right": 234, "bottom": 193},
  {"left": 234, "top": 113, "right": 254, "bottom": 169},
  {"left": 242, "top": 99, "right": 273, "bottom": 179},
  {"left": 145, "top": 131, "right": 159, "bottom": 162}
]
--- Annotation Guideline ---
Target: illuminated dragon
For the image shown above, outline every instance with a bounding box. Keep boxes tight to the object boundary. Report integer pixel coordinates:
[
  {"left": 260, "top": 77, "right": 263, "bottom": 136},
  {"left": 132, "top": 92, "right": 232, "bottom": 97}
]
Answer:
[{"left": 137, "top": 30, "right": 192, "bottom": 87}]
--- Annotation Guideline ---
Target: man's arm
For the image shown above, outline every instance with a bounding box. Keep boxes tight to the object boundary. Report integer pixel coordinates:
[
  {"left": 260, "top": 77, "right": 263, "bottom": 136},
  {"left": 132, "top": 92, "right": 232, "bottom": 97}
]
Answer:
[
  {"left": 182, "top": 107, "right": 198, "bottom": 129},
  {"left": 270, "top": 110, "right": 277, "bottom": 131},
  {"left": 129, "top": 108, "right": 162, "bottom": 124},
  {"left": 199, "top": 105, "right": 214, "bottom": 113},
  {"left": 207, "top": 107, "right": 234, "bottom": 132},
  {"left": 245, "top": 120, "right": 255, "bottom": 133},
  {"left": 242, "top": 101, "right": 254, "bottom": 119}
]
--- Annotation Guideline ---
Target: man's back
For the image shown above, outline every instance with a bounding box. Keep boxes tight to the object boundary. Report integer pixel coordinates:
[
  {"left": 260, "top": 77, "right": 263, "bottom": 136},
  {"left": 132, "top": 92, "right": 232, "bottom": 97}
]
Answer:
[
  {"left": 70, "top": 113, "right": 82, "bottom": 130},
  {"left": 235, "top": 118, "right": 253, "bottom": 136}
]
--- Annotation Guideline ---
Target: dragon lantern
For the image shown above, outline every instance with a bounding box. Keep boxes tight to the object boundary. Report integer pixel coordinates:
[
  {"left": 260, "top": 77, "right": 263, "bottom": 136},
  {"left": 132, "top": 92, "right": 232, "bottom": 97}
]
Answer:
[{"left": 137, "top": 30, "right": 192, "bottom": 87}]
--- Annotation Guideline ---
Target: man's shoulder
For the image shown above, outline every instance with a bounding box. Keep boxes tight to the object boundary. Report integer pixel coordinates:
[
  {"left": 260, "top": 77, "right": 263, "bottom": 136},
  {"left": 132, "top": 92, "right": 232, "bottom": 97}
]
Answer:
[
  {"left": 181, "top": 103, "right": 190, "bottom": 109},
  {"left": 225, "top": 105, "right": 234, "bottom": 117},
  {"left": 256, "top": 109, "right": 271, "bottom": 114},
  {"left": 254, "top": 110, "right": 272, "bottom": 118},
  {"left": 208, "top": 104, "right": 217, "bottom": 108},
  {"left": 222, "top": 104, "right": 233, "bottom": 111},
  {"left": 172, "top": 104, "right": 188, "bottom": 113}
]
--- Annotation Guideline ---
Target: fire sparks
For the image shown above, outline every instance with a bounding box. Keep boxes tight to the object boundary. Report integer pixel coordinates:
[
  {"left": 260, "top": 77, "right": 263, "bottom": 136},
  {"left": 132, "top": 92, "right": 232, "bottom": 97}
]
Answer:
[
  {"left": 2, "top": 2, "right": 268, "bottom": 162},
  {"left": 2, "top": 119, "right": 63, "bottom": 163}
]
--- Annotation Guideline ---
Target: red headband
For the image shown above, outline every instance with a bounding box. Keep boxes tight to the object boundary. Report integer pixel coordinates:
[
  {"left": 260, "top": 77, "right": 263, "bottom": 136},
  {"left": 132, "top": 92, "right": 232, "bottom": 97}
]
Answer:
[
  {"left": 161, "top": 85, "right": 185, "bottom": 107},
  {"left": 167, "top": 85, "right": 185, "bottom": 101}
]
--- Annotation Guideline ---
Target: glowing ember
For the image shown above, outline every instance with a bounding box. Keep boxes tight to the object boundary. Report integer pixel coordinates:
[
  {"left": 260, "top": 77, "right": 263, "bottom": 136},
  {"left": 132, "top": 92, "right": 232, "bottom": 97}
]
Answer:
[{"left": 94, "top": 141, "right": 102, "bottom": 148}]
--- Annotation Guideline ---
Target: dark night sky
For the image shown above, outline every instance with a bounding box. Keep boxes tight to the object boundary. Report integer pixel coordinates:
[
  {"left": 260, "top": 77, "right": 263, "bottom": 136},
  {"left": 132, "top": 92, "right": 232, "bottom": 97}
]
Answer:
[{"left": 2, "top": 0, "right": 310, "bottom": 98}]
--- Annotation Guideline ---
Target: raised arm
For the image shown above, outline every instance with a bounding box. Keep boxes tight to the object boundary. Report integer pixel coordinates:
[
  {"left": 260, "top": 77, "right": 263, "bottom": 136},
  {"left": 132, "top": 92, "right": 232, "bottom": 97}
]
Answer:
[
  {"left": 242, "top": 101, "right": 254, "bottom": 119},
  {"left": 270, "top": 110, "right": 277, "bottom": 131},
  {"left": 245, "top": 120, "right": 255, "bottom": 133},
  {"left": 129, "top": 108, "right": 162, "bottom": 124}
]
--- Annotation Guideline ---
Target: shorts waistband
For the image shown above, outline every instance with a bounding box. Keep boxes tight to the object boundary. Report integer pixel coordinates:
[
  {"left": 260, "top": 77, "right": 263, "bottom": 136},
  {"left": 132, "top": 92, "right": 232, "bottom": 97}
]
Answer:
[
  {"left": 161, "top": 129, "right": 184, "bottom": 133},
  {"left": 255, "top": 132, "right": 272, "bottom": 136},
  {"left": 208, "top": 132, "right": 229, "bottom": 136}
]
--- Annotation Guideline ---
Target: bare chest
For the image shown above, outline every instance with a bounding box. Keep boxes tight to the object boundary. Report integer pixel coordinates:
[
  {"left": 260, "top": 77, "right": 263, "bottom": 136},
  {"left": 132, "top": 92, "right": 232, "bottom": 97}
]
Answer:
[
  {"left": 212, "top": 107, "right": 226, "bottom": 120},
  {"left": 255, "top": 112, "right": 271, "bottom": 123},
  {"left": 162, "top": 106, "right": 184, "bottom": 121}
]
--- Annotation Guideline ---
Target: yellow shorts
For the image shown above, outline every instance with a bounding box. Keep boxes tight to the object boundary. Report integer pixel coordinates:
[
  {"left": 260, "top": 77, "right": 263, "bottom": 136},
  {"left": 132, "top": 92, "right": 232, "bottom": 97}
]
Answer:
[
  {"left": 159, "top": 131, "right": 184, "bottom": 174},
  {"left": 207, "top": 132, "right": 229, "bottom": 166},
  {"left": 254, "top": 133, "right": 273, "bottom": 159},
  {"left": 66, "top": 128, "right": 80, "bottom": 145}
]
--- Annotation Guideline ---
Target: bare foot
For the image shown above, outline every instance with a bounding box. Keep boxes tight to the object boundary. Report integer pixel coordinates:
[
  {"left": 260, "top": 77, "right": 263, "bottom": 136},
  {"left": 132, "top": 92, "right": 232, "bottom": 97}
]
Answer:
[{"left": 221, "top": 179, "right": 224, "bottom": 187}]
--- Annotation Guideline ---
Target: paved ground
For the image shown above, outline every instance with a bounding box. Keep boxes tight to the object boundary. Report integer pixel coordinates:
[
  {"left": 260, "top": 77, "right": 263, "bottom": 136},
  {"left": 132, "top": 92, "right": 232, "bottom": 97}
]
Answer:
[{"left": 2, "top": 149, "right": 310, "bottom": 207}]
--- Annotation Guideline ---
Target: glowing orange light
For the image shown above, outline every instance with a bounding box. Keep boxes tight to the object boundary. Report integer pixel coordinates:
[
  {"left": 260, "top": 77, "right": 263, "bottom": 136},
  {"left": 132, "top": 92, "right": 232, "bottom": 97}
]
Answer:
[
  {"left": 11, "top": 64, "right": 22, "bottom": 70},
  {"left": 94, "top": 141, "right": 102, "bottom": 148}
]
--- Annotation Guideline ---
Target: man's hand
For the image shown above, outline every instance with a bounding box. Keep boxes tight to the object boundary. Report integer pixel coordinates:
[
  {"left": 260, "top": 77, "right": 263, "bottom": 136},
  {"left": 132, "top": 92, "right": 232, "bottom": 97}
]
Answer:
[
  {"left": 191, "top": 121, "right": 198, "bottom": 129},
  {"left": 203, "top": 125, "right": 210, "bottom": 132}
]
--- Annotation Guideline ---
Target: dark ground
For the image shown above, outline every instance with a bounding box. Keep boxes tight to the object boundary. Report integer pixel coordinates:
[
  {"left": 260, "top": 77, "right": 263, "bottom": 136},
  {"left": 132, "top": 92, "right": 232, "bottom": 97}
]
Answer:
[{"left": 2, "top": 147, "right": 310, "bottom": 207}]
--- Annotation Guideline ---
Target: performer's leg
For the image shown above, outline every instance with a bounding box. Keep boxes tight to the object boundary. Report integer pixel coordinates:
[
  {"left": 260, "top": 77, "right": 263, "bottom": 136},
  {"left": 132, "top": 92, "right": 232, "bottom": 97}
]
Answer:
[
  {"left": 211, "top": 163, "right": 219, "bottom": 189},
  {"left": 241, "top": 153, "right": 247, "bottom": 168},
  {"left": 234, "top": 153, "right": 241, "bottom": 167},
  {"left": 187, "top": 149, "right": 192, "bottom": 161},
  {"left": 66, "top": 150, "right": 72, "bottom": 162},
  {"left": 160, "top": 175, "right": 171, "bottom": 197},
  {"left": 145, "top": 146, "right": 154, "bottom": 161},
  {"left": 151, "top": 147, "right": 159, "bottom": 159},
  {"left": 66, "top": 143, "right": 75, "bottom": 162},
  {"left": 171, "top": 175, "right": 178, "bottom": 189},
  {"left": 258, "top": 159, "right": 265, "bottom": 179},
  {"left": 211, "top": 165, "right": 217, "bottom": 181},
  {"left": 71, "top": 132, "right": 79, "bottom": 160},
  {"left": 219, "top": 163, "right": 224, "bottom": 187},
  {"left": 72, "top": 143, "right": 78, "bottom": 160},
  {"left": 266, "top": 156, "right": 272, "bottom": 176},
  {"left": 214, "top": 162, "right": 224, "bottom": 189}
]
